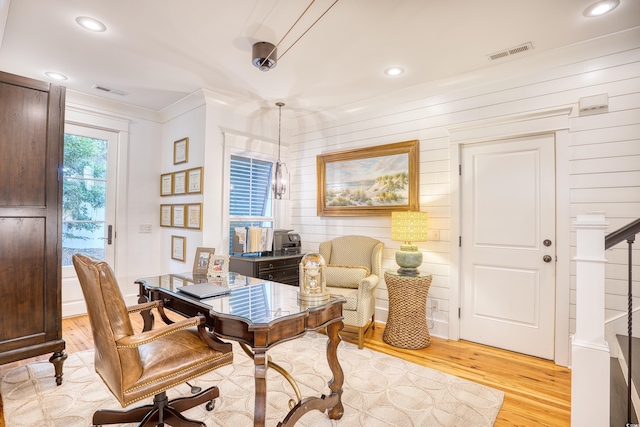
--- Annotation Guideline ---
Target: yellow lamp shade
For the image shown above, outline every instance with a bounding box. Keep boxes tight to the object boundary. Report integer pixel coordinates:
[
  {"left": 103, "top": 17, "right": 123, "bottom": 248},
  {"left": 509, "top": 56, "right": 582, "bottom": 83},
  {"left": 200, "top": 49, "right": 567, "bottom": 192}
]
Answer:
[{"left": 391, "top": 211, "right": 428, "bottom": 243}]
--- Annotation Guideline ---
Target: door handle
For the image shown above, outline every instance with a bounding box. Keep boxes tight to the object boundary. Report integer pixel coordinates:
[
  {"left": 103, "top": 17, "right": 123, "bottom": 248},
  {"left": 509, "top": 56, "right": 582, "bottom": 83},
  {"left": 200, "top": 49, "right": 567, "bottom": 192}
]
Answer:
[
  {"left": 543, "top": 255, "right": 552, "bottom": 262},
  {"left": 107, "top": 225, "right": 113, "bottom": 245}
]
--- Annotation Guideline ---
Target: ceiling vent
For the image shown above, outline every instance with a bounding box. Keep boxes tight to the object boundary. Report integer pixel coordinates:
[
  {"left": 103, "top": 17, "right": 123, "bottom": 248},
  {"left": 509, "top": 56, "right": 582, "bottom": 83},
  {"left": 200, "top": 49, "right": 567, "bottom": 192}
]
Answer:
[
  {"left": 488, "top": 42, "right": 534, "bottom": 61},
  {"left": 92, "top": 84, "right": 128, "bottom": 96}
]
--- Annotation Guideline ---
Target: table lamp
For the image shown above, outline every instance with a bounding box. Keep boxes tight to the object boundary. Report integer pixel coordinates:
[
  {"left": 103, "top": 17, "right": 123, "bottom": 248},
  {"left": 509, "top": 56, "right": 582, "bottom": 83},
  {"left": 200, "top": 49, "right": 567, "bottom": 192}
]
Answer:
[{"left": 391, "top": 211, "right": 428, "bottom": 276}]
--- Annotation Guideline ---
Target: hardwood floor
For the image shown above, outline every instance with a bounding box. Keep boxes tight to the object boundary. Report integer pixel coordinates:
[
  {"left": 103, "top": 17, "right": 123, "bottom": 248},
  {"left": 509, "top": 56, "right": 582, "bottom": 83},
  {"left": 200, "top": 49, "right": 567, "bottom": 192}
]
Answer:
[{"left": 0, "top": 314, "right": 571, "bottom": 426}]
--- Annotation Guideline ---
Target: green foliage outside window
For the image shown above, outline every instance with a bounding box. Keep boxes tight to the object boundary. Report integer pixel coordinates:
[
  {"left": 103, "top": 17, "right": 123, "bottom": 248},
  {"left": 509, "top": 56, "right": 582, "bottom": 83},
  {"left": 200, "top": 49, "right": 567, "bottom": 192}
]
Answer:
[{"left": 62, "top": 134, "right": 108, "bottom": 240}]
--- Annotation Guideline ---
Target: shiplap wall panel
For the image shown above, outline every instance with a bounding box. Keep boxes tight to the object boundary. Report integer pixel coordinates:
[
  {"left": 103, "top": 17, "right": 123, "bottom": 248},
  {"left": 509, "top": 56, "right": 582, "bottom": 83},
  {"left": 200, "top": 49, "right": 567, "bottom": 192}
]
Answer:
[{"left": 290, "top": 31, "right": 640, "bottom": 344}]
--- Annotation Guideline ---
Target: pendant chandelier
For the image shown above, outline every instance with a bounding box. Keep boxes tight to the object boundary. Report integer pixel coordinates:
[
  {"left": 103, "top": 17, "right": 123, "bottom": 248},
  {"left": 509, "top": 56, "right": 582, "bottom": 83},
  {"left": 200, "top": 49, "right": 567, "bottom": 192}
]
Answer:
[{"left": 272, "top": 102, "right": 289, "bottom": 200}]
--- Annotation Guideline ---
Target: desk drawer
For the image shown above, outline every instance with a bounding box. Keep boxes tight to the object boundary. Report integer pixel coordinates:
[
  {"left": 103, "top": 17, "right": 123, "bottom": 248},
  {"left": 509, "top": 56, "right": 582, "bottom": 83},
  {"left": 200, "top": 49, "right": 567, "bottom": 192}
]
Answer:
[{"left": 256, "top": 257, "right": 300, "bottom": 273}]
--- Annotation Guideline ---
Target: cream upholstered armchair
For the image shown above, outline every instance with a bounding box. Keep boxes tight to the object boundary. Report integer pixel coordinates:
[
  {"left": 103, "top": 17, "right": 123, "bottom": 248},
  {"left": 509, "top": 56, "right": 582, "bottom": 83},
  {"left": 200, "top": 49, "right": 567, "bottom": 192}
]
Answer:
[{"left": 319, "top": 235, "right": 384, "bottom": 349}]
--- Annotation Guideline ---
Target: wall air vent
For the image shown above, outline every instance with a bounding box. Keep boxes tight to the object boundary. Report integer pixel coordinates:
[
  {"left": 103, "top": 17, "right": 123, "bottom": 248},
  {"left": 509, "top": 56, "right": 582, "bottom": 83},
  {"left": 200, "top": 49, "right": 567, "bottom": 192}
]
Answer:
[
  {"left": 92, "top": 84, "right": 128, "bottom": 96},
  {"left": 488, "top": 42, "right": 533, "bottom": 61}
]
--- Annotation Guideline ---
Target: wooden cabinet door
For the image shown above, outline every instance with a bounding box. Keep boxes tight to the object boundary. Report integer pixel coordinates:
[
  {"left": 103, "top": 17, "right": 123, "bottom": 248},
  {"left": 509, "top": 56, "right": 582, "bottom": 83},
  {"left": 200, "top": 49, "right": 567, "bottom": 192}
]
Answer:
[{"left": 0, "top": 71, "right": 66, "bottom": 362}]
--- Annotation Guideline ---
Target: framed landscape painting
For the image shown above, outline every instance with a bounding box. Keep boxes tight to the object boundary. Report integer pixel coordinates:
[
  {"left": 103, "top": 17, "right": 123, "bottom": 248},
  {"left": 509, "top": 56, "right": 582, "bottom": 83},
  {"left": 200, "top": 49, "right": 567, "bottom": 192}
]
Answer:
[{"left": 316, "top": 140, "right": 419, "bottom": 216}]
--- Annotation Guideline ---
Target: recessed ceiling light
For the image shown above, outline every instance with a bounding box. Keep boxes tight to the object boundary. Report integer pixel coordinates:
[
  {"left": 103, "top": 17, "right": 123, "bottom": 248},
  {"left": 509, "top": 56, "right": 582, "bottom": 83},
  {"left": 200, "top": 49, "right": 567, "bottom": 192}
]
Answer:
[
  {"left": 583, "top": 0, "right": 620, "bottom": 17},
  {"left": 76, "top": 16, "right": 107, "bottom": 32},
  {"left": 384, "top": 67, "right": 404, "bottom": 77},
  {"left": 45, "top": 72, "right": 68, "bottom": 81}
]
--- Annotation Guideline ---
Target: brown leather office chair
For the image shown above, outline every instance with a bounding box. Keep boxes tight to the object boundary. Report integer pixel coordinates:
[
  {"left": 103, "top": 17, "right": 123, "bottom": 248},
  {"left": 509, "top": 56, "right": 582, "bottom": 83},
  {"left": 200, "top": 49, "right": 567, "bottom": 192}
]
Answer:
[{"left": 72, "top": 254, "right": 233, "bottom": 427}]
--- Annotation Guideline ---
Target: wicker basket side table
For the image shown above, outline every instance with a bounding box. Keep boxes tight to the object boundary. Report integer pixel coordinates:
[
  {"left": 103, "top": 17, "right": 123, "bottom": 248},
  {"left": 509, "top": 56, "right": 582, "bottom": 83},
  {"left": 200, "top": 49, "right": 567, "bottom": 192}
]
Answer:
[{"left": 383, "top": 271, "right": 433, "bottom": 349}]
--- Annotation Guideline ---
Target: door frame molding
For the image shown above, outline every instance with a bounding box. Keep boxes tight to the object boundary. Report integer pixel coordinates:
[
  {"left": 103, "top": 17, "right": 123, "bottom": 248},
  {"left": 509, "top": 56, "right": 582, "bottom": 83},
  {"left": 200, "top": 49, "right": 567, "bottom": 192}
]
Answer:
[{"left": 447, "top": 107, "right": 573, "bottom": 366}]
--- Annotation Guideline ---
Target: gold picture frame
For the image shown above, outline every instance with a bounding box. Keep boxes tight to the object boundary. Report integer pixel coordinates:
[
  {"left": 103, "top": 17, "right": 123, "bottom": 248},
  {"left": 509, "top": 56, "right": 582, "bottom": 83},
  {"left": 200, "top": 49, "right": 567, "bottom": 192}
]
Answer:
[
  {"left": 160, "top": 172, "right": 173, "bottom": 196},
  {"left": 193, "top": 247, "right": 215, "bottom": 274},
  {"left": 160, "top": 204, "right": 172, "bottom": 227},
  {"left": 172, "top": 204, "right": 185, "bottom": 228},
  {"left": 185, "top": 203, "right": 202, "bottom": 229},
  {"left": 173, "top": 137, "right": 189, "bottom": 165},
  {"left": 171, "top": 235, "right": 186, "bottom": 261},
  {"left": 186, "top": 166, "right": 204, "bottom": 194},
  {"left": 316, "top": 140, "right": 419, "bottom": 216},
  {"left": 173, "top": 170, "right": 186, "bottom": 195}
]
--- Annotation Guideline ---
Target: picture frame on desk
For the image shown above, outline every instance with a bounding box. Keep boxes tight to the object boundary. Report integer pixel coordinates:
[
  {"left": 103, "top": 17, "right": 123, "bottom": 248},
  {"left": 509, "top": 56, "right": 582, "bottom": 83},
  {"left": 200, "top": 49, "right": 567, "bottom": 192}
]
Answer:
[
  {"left": 193, "top": 247, "right": 215, "bottom": 275},
  {"left": 187, "top": 167, "right": 203, "bottom": 194},
  {"left": 160, "top": 173, "right": 173, "bottom": 196},
  {"left": 173, "top": 137, "right": 189, "bottom": 165},
  {"left": 160, "top": 204, "right": 172, "bottom": 227},
  {"left": 171, "top": 235, "right": 186, "bottom": 262},
  {"left": 185, "top": 203, "right": 202, "bottom": 229},
  {"left": 173, "top": 170, "right": 186, "bottom": 195},
  {"left": 208, "top": 255, "right": 229, "bottom": 277}
]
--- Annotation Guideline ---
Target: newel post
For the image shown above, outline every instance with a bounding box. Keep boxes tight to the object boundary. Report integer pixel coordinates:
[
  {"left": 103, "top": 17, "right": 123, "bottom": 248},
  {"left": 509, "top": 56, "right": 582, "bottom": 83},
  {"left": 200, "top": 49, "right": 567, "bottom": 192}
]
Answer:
[{"left": 571, "top": 212, "right": 609, "bottom": 427}]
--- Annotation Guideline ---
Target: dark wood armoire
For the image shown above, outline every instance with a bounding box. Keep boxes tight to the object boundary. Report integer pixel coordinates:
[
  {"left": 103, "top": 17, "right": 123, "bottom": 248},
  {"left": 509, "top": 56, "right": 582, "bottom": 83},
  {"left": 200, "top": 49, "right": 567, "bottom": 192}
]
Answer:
[{"left": 0, "top": 71, "right": 67, "bottom": 384}]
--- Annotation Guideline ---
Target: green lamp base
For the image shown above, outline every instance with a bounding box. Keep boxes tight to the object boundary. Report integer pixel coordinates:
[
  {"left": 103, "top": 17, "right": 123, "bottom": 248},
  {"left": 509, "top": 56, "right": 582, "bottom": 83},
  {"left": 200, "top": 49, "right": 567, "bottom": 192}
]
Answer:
[{"left": 395, "top": 243, "right": 423, "bottom": 276}]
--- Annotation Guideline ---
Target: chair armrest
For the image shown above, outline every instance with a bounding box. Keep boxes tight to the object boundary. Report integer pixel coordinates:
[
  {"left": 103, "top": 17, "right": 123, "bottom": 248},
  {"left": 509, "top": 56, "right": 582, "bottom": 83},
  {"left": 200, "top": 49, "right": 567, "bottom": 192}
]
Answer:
[
  {"left": 115, "top": 315, "right": 205, "bottom": 349},
  {"left": 126, "top": 300, "right": 161, "bottom": 314},
  {"left": 358, "top": 274, "right": 379, "bottom": 293}
]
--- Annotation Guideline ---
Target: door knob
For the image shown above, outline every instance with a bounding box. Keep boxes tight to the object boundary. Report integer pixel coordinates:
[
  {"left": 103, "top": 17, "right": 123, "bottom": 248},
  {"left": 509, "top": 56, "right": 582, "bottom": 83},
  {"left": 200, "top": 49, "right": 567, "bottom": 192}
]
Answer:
[
  {"left": 543, "top": 239, "right": 552, "bottom": 247},
  {"left": 543, "top": 255, "right": 552, "bottom": 262}
]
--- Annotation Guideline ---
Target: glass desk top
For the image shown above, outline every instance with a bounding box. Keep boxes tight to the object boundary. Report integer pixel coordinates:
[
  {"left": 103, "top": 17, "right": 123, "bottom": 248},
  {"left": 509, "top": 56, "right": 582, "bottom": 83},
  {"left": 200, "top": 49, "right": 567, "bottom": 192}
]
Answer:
[{"left": 137, "top": 271, "right": 344, "bottom": 326}]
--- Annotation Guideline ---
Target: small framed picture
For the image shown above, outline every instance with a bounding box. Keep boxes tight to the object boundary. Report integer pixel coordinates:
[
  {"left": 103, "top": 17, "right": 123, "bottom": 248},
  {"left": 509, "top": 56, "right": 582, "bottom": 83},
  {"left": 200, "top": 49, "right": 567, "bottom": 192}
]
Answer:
[
  {"left": 171, "top": 235, "right": 186, "bottom": 262},
  {"left": 172, "top": 204, "right": 185, "bottom": 228},
  {"left": 173, "top": 170, "right": 186, "bottom": 195},
  {"left": 187, "top": 167, "right": 204, "bottom": 194},
  {"left": 186, "top": 203, "right": 202, "bottom": 229},
  {"left": 193, "top": 247, "right": 215, "bottom": 275},
  {"left": 208, "top": 255, "right": 229, "bottom": 277},
  {"left": 160, "top": 204, "right": 172, "bottom": 227},
  {"left": 173, "top": 137, "right": 189, "bottom": 165},
  {"left": 160, "top": 173, "right": 173, "bottom": 196}
]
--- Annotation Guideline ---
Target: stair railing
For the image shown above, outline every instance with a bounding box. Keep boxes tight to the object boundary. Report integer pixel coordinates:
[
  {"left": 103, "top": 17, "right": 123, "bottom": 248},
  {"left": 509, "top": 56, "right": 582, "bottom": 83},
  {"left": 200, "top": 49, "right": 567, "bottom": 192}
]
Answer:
[{"left": 605, "top": 217, "right": 640, "bottom": 425}]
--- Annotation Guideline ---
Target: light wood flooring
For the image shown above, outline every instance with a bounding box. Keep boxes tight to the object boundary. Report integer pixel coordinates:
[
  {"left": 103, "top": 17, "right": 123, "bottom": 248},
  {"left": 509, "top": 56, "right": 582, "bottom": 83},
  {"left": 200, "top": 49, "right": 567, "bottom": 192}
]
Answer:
[{"left": 0, "top": 314, "right": 571, "bottom": 426}]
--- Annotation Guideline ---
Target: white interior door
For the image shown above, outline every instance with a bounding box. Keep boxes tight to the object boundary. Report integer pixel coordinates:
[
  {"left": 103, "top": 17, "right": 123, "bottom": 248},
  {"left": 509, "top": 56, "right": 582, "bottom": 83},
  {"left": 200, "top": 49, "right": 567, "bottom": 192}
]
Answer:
[
  {"left": 460, "top": 134, "right": 556, "bottom": 359},
  {"left": 61, "top": 124, "right": 118, "bottom": 316}
]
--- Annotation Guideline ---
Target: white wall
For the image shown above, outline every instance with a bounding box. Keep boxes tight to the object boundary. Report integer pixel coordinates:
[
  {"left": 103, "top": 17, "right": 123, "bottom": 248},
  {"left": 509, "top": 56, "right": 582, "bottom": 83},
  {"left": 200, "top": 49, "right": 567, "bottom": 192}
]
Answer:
[{"left": 289, "top": 29, "right": 640, "bottom": 361}]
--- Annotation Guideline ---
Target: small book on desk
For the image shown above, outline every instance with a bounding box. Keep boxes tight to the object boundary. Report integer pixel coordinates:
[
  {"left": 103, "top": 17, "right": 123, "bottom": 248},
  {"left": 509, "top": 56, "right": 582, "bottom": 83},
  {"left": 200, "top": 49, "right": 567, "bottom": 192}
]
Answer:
[{"left": 177, "top": 282, "right": 230, "bottom": 299}]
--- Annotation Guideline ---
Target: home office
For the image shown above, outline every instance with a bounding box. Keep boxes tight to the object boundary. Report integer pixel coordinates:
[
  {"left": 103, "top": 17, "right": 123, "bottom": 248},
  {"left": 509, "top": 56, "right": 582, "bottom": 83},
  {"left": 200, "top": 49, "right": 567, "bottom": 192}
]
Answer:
[{"left": 1, "top": 0, "right": 639, "bottom": 426}]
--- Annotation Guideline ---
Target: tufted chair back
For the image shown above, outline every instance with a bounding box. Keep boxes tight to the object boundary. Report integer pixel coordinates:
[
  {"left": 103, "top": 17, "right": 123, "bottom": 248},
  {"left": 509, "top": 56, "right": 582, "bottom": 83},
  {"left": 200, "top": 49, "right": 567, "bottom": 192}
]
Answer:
[{"left": 73, "top": 253, "right": 142, "bottom": 400}]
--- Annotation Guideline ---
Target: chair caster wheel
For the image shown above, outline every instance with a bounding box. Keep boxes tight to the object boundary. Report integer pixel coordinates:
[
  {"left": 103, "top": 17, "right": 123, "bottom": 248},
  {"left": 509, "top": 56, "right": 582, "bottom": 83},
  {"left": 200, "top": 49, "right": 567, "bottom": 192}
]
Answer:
[{"left": 206, "top": 399, "right": 215, "bottom": 411}]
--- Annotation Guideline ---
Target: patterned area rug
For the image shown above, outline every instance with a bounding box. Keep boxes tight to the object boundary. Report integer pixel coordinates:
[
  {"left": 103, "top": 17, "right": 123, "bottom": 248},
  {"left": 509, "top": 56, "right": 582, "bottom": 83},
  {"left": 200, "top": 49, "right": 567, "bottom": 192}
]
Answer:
[{"left": 0, "top": 333, "right": 503, "bottom": 426}]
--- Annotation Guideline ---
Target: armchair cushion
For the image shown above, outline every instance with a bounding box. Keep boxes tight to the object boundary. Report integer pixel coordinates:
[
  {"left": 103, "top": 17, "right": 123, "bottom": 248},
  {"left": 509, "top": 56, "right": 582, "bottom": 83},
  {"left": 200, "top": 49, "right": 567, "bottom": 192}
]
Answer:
[{"left": 325, "top": 265, "right": 370, "bottom": 289}]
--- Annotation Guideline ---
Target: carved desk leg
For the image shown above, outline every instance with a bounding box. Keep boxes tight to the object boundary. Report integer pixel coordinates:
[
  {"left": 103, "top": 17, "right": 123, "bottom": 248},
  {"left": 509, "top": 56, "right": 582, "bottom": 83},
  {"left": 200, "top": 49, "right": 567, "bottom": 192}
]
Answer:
[
  {"left": 326, "top": 320, "right": 345, "bottom": 420},
  {"left": 49, "top": 351, "right": 67, "bottom": 386},
  {"left": 253, "top": 351, "right": 268, "bottom": 427},
  {"left": 137, "top": 294, "right": 154, "bottom": 332}
]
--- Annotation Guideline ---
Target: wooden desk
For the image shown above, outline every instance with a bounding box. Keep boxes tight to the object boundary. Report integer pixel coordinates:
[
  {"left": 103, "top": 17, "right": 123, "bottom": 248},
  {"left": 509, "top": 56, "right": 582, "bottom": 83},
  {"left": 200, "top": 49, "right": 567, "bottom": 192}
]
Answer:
[{"left": 137, "top": 272, "right": 345, "bottom": 427}]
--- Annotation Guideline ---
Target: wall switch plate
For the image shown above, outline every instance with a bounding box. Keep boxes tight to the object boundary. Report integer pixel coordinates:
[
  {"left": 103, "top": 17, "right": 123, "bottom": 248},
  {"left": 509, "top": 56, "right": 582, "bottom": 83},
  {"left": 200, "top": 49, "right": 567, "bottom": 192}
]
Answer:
[{"left": 139, "top": 224, "right": 152, "bottom": 233}]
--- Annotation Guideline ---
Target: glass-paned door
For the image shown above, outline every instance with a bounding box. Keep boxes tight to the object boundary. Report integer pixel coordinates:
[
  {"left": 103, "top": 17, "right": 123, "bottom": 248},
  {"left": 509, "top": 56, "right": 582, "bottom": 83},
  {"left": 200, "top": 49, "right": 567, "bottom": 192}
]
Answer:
[{"left": 61, "top": 124, "right": 117, "bottom": 277}]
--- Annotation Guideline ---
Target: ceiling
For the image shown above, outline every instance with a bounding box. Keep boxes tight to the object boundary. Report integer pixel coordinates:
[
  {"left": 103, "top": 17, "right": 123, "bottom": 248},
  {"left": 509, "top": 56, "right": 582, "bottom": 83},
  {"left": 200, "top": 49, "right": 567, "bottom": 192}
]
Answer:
[{"left": 0, "top": 0, "right": 638, "bottom": 117}]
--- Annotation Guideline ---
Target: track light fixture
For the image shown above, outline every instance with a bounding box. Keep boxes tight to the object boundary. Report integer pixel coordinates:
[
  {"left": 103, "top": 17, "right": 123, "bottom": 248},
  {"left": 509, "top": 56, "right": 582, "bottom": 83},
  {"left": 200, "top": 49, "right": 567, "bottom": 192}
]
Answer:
[{"left": 252, "top": 42, "right": 277, "bottom": 71}]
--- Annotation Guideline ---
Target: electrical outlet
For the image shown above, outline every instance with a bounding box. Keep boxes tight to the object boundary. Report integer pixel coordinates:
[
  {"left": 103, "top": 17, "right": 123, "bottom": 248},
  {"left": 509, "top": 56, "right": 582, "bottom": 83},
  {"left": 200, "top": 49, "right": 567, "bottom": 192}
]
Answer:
[
  {"left": 427, "top": 229, "right": 440, "bottom": 241},
  {"left": 139, "top": 223, "right": 152, "bottom": 233}
]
